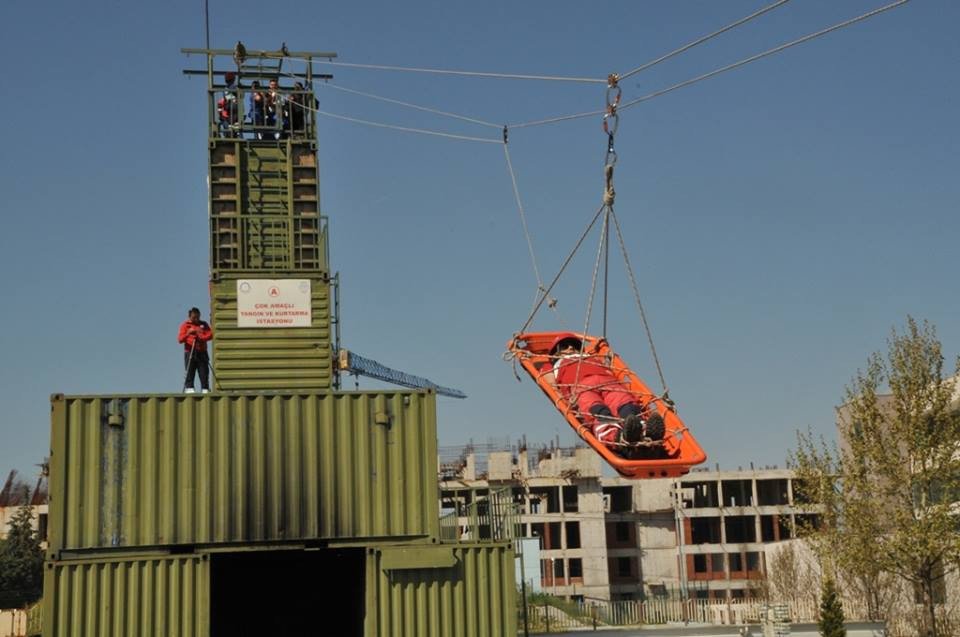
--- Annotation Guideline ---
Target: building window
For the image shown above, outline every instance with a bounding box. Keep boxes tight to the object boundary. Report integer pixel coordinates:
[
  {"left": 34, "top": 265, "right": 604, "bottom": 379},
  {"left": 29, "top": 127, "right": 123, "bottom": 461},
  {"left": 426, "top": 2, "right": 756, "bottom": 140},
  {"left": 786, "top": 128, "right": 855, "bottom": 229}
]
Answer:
[
  {"left": 615, "top": 521, "right": 630, "bottom": 542},
  {"left": 711, "top": 553, "right": 725, "bottom": 573},
  {"left": 565, "top": 522, "right": 581, "bottom": 549},
  {"left": 761, "top": 515, "right": 776, "bottom": 542},
  {"left": 562, "top": 485, "right": 579, "bottom": 512},
  {"left": 694, "top": 554, "right": 708, "bottom": 573},
  {"left": 729, "top": 553, "right": 743, "bottom": 572},
  {"left": 617, "top": 557, "right": 632, "bottom": 577},
  {"left": 531, "top": 523, "right": 545, "bottom": 542},
  {"left": 746, "top": 552, "right": 761, "bottom": 573},
  {"left": 553, "top": 559, "right": 565, "bottom": 579},
  {"left": 548, "top": 522, "right": 562, "bottom": 550},
  {"left": 687, "top": 481, "right": 719, "bottom": 508},
  {"left": 530, "top": 487, "right": 560, "bottom": 513},
  {"left": 778, "top": 515, "right": 793, "bottom": 540},
  {"left": 722, "top": 479, "right": 753, "bottom": 506},
  {"left": 731, "top": 588, "right": 746, "bottom": 600},
  {"left": 757, "top": 479, "right": 789, "bottom": 505},
  {"left": 569, "top": 558, "right": 583, "bottom": 578},
  {"left": 691, "top": 517, "right": 721, "bottom": 543},
  {"left": 724, "top": 516, "right": 757, "bottom": 543},
  {"left": 603, "top": 486, "right": 633, "bottom": 513}
]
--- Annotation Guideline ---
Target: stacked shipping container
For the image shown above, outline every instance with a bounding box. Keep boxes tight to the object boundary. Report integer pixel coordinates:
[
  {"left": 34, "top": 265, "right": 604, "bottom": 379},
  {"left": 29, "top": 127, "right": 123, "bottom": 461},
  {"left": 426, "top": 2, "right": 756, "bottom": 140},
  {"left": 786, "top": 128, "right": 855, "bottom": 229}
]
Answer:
[{"left": 39, "top": 47, "right": 515, "bottom": 636}]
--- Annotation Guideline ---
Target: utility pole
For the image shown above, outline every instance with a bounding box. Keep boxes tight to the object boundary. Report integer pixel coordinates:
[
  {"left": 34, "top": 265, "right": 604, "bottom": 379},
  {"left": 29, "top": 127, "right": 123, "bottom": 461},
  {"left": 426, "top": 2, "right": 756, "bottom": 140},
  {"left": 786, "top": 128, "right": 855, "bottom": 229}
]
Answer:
[{"left": 674, "top": 483, "right": 689, "bottom": 600}]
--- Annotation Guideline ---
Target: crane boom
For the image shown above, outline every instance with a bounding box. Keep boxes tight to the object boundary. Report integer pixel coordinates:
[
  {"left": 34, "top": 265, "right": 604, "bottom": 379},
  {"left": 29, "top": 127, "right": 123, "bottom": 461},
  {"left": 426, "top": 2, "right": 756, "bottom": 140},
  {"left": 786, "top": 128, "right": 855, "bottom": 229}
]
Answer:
[{"left": 337, "top": 349, "right": 467, "bottom": 399}]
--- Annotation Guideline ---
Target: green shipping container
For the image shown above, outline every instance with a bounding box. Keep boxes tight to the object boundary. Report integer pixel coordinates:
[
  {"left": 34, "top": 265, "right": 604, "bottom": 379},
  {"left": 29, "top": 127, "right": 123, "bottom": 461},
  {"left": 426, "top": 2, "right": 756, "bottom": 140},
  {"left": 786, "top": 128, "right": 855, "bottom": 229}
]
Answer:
[
  {"left": 42, "top": 555, "right": 208, "bottom": 637},
  {"left": 48, "top": 391, "right": 439, "bottom": 554},
  {"left": 41, "top": 544, "right": 515, "bottom": 636},
  {"left": 209, "top": 275, "right": 333, "bottom": 390}
]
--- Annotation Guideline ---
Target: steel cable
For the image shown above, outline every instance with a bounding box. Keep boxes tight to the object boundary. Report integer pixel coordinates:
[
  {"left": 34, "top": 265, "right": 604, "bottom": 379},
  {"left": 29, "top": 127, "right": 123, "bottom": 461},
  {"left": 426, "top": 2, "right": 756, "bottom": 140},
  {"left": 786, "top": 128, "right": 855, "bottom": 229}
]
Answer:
[
  {"left": 619, "top": 0, "right": 793, "bottom": 81},
  {"left": 620, "top": 0, "right": 910, "bottom": 112},
  {"left": 314, "top": 59, "right": 606, "bottom": 84}
]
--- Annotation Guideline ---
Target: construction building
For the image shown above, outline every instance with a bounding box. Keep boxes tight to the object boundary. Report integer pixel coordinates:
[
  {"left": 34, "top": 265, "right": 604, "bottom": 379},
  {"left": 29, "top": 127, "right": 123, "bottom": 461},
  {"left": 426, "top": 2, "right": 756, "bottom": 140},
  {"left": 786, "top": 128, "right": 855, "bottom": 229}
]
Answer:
[
  {"left": 0, "top": 469, "right": 48, "bottom": 547},
  {"left": 440, "top": 441, "right": 817, "bottom": 603}
]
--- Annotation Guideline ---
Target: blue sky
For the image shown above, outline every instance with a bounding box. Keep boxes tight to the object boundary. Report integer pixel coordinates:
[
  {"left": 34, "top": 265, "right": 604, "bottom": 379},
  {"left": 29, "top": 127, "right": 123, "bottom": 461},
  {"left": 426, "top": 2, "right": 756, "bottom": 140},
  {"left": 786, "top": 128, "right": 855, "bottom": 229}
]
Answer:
[{"left": 0, "top": 0, "right": 957, "bottom": 479}]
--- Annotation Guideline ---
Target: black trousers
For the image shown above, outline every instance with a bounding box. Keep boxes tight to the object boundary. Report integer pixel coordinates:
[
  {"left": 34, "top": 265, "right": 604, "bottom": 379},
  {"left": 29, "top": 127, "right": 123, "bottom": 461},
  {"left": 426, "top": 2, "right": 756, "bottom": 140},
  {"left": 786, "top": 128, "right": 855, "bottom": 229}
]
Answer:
[{"left": 184, "top": 350, "right": 210, "bottom": 390}]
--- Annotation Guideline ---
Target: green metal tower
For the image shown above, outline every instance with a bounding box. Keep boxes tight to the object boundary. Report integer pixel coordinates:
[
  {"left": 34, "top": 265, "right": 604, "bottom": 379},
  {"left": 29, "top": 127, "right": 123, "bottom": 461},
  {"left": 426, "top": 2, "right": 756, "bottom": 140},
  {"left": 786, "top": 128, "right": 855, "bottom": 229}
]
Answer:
[{"left": 183, "top": 44, "right": 339, "bottom": 390}]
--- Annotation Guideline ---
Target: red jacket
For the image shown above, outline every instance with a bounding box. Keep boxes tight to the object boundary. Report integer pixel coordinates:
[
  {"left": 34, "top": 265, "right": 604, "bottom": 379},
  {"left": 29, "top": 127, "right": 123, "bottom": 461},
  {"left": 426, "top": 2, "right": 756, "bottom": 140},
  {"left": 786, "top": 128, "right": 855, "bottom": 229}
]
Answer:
[
  {"left": 553, "top": 354, "right": 615, "bottom": 386},
  {"left": 178, "top": 320, "right": 213, "bottom": 352}
]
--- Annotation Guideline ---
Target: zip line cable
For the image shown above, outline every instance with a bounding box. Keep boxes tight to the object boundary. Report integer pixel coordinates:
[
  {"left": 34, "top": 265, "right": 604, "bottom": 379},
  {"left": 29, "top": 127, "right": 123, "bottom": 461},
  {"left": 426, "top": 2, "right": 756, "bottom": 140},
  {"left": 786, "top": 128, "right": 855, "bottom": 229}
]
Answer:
[
  {"left": 510, "top": 0, "right": 909, "bottom": 129},
  {"left": 315, "top": 81, "right": 503, "bottom": 129},
  {"left": 619, "top": 0, "right": 792, "bottom": 81},
  {"left": 283, "top": 0, "right": 906, "bottom": 138},
  {"left": 620, "top": 0, "right": 910, "bottom": 113},
  {"left": 314, "top": 60, "right": 606, "bottom": 84},
  {"left": 313, "top": 109, "right": 502, "bottom": 143},
  {"left": 509, "top": 108, "right": 607, "bottom": 131},
  {"left": 275, "top": 67, "right": 504, "bottom": 136}
]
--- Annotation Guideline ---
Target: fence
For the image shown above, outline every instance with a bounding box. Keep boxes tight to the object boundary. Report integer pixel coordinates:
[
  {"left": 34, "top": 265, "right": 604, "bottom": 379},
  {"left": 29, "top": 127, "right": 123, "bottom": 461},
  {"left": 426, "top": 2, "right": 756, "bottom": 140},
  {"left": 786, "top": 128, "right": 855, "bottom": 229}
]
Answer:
[
  {"left": 439, "top": 487, "right": 522, "bottom": 543},
  {"left": 0, "top": 609, "right": 26, "bottom": 637},
  {"left": 518, "top": 597, "right": 879, "bottom": 633}
]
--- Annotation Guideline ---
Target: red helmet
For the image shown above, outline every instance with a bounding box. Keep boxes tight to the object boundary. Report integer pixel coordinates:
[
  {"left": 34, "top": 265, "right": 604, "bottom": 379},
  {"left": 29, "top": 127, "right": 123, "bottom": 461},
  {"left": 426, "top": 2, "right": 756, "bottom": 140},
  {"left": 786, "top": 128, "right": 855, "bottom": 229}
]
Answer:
[{"left": 549, "top": 333, "right": 582, "bottom": 355}]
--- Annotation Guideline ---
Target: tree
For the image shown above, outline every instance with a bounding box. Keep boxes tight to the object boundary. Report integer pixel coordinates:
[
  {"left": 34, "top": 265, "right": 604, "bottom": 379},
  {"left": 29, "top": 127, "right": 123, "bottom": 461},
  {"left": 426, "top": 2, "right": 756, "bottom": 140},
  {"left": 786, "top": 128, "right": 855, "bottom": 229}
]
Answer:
[
  {"left": 793, "top": 317, "right": 960, "bottom": 637},
  {"left": 766, "top": 540, "right": 821, "bottom": 608},
  {"left": 0, "top": 504, "right": 44, "bottom": 608},
  {"left": 819, "top": 578, "right": 846, "bottom": 637}
]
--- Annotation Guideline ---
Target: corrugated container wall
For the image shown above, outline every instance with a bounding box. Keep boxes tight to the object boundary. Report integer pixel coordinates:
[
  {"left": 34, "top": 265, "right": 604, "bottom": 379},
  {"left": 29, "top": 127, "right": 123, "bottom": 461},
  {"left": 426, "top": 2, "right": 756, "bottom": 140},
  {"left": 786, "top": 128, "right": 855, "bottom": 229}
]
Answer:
[
  {"left": 209, "top": 277, "right": 333, "bottom": 390},
  {"left": 42, "top": 555, "right": 208, "bottom": 637},
  {"left": 368, "top": 544, "right": 517, "bottom": 637},
  {"left": 41, "top": 545, "right": 514, "bottom": 637},
  {"left": 47, "top": 391, "right": 439, "bottom": 554}
]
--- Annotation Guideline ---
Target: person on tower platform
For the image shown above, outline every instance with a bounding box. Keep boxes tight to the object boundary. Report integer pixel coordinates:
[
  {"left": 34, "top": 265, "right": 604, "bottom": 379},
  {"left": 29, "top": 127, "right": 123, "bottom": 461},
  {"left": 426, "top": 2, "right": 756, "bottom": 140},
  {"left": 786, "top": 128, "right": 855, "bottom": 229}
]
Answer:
[
  {"left": 217, "top": 71, "right": 239, "bottom": 137},
  {"left": 178, "top": 307, "right": 214, "bottom": 394}
]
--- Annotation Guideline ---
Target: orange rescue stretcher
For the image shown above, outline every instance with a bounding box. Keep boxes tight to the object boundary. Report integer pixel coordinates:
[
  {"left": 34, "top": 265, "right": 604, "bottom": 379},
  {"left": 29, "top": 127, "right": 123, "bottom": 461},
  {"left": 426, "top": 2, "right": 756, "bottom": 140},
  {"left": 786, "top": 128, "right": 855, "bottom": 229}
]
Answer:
[{"left": 508, "top": 331, "right": 707, "bottom": 478}]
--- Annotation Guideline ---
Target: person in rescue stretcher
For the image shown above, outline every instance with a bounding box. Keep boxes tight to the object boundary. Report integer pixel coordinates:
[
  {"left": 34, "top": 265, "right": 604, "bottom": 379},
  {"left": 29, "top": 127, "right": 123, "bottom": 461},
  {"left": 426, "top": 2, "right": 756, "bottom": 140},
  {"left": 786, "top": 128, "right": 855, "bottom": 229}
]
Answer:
[{"left": 539, "top": 334, "right": 665, "bottom": 456}]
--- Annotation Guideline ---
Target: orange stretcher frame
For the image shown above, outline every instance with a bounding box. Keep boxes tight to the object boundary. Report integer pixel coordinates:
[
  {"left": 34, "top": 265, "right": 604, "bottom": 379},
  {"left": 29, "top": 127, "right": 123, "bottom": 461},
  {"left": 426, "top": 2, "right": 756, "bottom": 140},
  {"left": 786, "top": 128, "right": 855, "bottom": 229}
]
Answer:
[{"left": 508, "top": 331, "right": 707, "bottom": 479}]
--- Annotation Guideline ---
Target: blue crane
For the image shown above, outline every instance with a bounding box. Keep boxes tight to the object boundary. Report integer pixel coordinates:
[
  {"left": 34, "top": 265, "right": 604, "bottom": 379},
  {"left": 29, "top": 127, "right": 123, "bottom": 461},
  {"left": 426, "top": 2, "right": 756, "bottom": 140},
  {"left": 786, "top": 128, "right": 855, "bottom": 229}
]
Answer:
[{"left": 336, "top": 349, "right": 467, "bottom": 399}]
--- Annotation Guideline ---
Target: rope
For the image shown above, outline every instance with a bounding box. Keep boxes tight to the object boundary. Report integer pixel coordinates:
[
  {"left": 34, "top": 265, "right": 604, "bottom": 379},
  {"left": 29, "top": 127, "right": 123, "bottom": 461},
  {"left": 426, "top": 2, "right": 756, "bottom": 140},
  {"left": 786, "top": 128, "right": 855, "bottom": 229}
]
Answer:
[
  {"left": 620, "top": 0, "right": 910, "bottom": 112},
  {"left": 503, "top": 142, "right": 546, "bottom": 303},
  {"left": 619, "top": 0, "right": 793, "bottom": 80},
  {"left": 314, "top": 109, "right": 502, "bottom": 143},
  {"left": 609, "top": 207, "right": 668, "bottom": 395},
  {"left": 580, "top": 208, "right": 610, "bottom": 348},
  {"left": 316, "top": 82, "right": 502, "bottom": 129},
  {"left": 516, "top": 204, "right": 606, "bottom": 335},
  {"left": 314, "top": 59, "right": 606, "bottom": 84}
]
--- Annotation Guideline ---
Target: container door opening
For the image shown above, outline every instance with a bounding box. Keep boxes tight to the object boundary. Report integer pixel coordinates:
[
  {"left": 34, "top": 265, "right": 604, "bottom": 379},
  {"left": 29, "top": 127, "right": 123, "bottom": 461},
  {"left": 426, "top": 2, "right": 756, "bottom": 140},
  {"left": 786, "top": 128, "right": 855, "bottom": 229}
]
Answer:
[{"left": 211, "top": 548, "right": 365, "bottom": 635}]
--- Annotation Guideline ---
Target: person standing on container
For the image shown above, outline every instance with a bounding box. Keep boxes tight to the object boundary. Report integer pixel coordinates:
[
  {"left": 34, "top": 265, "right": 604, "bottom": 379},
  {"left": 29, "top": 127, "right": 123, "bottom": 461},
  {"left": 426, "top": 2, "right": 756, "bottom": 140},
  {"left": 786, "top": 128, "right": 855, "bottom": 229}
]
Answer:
[{"left": 178, "top": 307, "right": 214, "bottom": 394}]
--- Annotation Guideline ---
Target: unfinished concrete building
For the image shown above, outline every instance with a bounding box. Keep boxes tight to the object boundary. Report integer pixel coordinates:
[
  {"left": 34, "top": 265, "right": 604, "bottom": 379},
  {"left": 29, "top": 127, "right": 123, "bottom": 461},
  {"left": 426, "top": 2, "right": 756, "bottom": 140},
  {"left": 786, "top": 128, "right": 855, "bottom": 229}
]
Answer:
[{"left": 439, "top": 443, "right": 817, "bottom": 602}]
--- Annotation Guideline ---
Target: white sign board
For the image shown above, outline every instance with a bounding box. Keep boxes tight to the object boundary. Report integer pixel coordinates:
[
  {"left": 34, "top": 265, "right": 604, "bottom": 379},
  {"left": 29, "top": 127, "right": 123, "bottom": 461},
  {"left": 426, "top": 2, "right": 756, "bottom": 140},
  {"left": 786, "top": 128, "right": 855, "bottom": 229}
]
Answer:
[{"left": 236, "top": 279, "right": 312, "bottom": 327}]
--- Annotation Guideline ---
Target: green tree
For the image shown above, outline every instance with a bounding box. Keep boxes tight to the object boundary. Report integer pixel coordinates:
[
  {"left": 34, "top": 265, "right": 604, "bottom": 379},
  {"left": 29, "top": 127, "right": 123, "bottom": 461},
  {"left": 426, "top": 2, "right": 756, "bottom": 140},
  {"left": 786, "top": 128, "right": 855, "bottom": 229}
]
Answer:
[
  {"left": 0, "top": 504, "right": 44, "bottom": 608},
  {"left": 818, "top": 578, "right": 846, "bottom": 637},
  {"left": 793, "top": 317, "right": 960, "bottom": 637}
]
